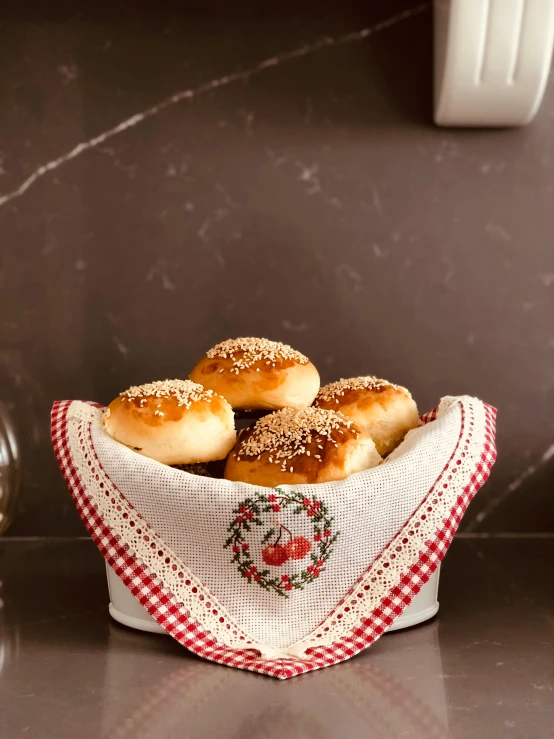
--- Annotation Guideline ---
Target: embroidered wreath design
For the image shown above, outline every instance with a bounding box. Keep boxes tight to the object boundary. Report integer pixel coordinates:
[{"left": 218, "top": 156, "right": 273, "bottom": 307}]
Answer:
[{"left": 224, "top": 488, "right": 339, "bottom": 597}]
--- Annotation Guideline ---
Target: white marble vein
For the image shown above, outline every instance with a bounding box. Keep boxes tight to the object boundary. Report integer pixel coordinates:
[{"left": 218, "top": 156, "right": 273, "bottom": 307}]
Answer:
[
  {"left": 0, "top": 4, "right": 429, "bottom": 210},
  {"left": 469, "top": 443, "right": 554, "bottom": 529}
]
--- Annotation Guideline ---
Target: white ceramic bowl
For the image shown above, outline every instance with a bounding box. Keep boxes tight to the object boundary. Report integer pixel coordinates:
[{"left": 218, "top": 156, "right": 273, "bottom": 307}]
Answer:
[{"left": 106, "top": 564, "right": 440, "bottom": 635}]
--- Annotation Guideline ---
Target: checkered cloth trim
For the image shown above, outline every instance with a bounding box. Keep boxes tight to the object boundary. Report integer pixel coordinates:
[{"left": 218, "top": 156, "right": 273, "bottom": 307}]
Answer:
[
  {"left": 51, "top": 400, "right": 496, "bottom": 680},
  {"left": 308, "top": 402, "right": 461, "bottom": 632},
  {"left": 297, "top": 403, "right": 497, "bottom": 671},
  {"left": 420, "top": 406, "right": 440, "bottom": 425},
  {"left": 51, "top": 401, "right": 294, "bottom": 678}
]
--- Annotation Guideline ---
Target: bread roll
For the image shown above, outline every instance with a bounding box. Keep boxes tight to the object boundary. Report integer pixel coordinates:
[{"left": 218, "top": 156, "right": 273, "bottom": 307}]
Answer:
[
  {"left": 313, "top": 376, "right": 418, "bottom": 456},
  {"left": 190, "top": 337, "right": 320, "bottom": 410},
  {"left": 103, "top": 379, "right": 236, "bottom": 465},
  {"left": 224, "top": 407, "right": 381, "bottom": 486}
]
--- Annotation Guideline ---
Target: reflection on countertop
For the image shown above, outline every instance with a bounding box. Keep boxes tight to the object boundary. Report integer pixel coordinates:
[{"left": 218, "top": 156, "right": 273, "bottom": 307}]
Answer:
[{"left": 0, "top": 538, "right": 552, "bottom": 739}]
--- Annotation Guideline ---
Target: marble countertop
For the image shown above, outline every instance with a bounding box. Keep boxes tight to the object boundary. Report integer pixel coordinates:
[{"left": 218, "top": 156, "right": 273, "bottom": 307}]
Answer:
[
  {"left": 1, "top": 1, "right": 554, "bottom": 538},
  {"left": 0, "top": 537, "right": 552, "bottom": 738}
]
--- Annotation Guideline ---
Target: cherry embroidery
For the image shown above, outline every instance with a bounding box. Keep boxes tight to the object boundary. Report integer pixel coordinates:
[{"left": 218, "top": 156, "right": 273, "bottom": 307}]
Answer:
[
  {"left": 262, "top": 544, "right": 289, "bottom": 566},
  {"left": 224, "top": 488, "right": 338, "bottom": 597},
  {"left": 285, "top": 536, "right": 312, "bottom": 560},
  {"left": 261, "top": 522, "right": 292, "bottom": 566},
  {"left": 261, "top": 521, "right": 312, "bottom": 566}
]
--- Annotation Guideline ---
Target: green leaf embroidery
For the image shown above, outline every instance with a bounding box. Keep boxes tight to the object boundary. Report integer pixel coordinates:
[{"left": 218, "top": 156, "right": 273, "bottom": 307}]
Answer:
[{"left": 224, "top": 488, "right": 339, "bottom": 597}]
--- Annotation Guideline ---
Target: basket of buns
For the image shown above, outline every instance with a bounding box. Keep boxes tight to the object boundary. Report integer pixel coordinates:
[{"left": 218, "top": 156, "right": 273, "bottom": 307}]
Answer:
[{"left": 51, "top": 337, "right": 496, "bottom": 679}]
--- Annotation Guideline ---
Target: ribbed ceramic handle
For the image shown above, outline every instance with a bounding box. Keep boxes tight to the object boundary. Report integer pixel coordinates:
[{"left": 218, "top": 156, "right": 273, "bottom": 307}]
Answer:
[{"left": 434, "top": 0, "right": 554, "bottom": 126}]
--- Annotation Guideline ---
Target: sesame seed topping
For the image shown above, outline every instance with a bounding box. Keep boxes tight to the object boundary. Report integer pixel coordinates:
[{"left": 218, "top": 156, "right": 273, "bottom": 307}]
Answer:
[
  {"left": 120, "top": 379, "right": 215, "bottom": 409},
  {"left": 236, "top": 407, "right": 356, "bottom": 465},
  {"left": 315, "top": 376, "right": 408, "bottom": 403},
  {"left": 205, "top": 337, "right": 309, "bottom": 370}
]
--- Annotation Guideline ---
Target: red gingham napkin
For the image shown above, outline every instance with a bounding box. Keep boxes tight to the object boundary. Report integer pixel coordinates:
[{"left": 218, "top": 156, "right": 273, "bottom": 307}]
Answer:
[{"left": 51, "top": 396, "right": 496, "bottom": 679}]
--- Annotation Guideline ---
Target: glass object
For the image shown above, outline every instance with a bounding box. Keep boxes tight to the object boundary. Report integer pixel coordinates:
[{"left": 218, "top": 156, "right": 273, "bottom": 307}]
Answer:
[{"left": 0, "top": 403, "right": 19, "bottom": 535}]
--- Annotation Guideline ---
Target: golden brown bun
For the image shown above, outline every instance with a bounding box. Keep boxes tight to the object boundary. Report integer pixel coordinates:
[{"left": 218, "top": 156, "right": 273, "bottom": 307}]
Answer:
[
  {"left": 103, "top": 379, "right": 236, "bottom": 465},
  {"left": 224, "top": 407, "right": 381, "bottom": 487},
  {"left": 313, "top": 377, "right": 419, "bottom": 456},
  {"left": 190, "top": 337, "right": 320, "bottom": 411}
]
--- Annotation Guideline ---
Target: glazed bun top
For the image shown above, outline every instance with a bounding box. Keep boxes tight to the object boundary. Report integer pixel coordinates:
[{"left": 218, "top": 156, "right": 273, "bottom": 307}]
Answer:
[
  {"left": 103, "top": 379, "right": 236, "bottom": 465},
  {"left": 313, "top": 376, "right": 419, "bottom": 456},
  {"left": 189, "top": 337, "right": 320, "bottom": 410},
  {"left": 224, "top": 406, "right": 381, "bottom": 486}
]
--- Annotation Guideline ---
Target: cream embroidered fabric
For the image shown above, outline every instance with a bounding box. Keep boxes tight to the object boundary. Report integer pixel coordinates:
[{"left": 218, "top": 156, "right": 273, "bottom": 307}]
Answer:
[{"left": 66, "top": 395, "right": 485, "bottom": 655}]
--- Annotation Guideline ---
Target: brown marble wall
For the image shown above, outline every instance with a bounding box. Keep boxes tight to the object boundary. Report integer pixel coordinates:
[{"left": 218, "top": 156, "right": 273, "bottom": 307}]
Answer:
[{"left": 1, "top": 1, "right": 553, "bottom": 535}]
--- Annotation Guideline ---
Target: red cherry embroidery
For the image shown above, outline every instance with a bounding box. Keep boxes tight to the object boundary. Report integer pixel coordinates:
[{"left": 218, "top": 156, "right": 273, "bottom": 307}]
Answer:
[
  {"left": 262, "top": 544, "right": 289, "bottom": 566},
  {"left": 225, "top": 490, "right": 337, "bottom": 596},
  {"left": 285, "top": 536, "right": 312, "bottom": 560}
]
